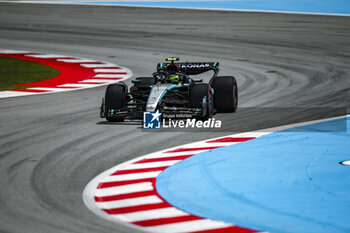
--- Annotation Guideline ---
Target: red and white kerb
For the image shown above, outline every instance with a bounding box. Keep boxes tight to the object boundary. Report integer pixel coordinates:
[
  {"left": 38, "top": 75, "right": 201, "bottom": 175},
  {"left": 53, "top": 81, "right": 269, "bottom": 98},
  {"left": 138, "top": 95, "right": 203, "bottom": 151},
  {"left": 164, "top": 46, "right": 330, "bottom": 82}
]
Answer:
[
  {"left": 84, "top": 131, "right": 270, "bottom": 233},
  {"left": 0, "top": 49, "right": 132, "bottom": 98}
]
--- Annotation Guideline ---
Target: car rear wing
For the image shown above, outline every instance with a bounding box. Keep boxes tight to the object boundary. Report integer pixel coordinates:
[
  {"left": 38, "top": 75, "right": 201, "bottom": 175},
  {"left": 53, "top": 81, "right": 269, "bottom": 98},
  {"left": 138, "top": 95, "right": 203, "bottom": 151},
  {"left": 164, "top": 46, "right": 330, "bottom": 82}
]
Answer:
[{"left": 157, "top": 62, "right": 219, "bottom": 75}]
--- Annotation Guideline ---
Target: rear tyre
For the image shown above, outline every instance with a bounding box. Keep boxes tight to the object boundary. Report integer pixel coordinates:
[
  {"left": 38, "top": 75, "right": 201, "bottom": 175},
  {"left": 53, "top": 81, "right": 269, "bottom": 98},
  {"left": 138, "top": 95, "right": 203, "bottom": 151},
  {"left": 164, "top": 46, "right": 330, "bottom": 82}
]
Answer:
[
  {"left": 211, "top": 76, "right": 238, "bottom": 113},
  {"left": 190, "top": 83, "right": 213, "bottom": 120},
  {"left": 105, "top": 84, "right": 126, "bottom": 122}
]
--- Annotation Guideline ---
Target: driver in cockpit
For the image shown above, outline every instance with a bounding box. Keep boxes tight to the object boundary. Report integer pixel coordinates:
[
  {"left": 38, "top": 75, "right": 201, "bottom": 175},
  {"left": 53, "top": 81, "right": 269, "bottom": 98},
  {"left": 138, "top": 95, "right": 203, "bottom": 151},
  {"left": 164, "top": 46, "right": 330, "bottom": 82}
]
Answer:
[{"left": 163, "top": 64, "right": 188, "bottom": 84}]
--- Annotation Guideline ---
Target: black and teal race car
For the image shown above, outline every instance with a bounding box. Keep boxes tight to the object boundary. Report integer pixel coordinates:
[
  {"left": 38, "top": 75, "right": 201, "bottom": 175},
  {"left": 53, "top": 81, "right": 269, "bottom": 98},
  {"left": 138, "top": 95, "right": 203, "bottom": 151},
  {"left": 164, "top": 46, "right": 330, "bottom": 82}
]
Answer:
[{"left": 100, "top": 58, "right": 238, "bottom": 122}]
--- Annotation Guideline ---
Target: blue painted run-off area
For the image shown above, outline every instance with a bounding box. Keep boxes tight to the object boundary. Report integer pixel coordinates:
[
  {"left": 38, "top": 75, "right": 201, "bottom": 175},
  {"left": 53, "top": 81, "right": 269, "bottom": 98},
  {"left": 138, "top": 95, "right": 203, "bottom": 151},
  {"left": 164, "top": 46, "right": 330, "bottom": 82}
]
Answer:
[
  {"left": 156, "top": 117, "right": 350, "bottom": 233},
  {"left": 58, "top": 0, "right": 350, "bottom": 15}
]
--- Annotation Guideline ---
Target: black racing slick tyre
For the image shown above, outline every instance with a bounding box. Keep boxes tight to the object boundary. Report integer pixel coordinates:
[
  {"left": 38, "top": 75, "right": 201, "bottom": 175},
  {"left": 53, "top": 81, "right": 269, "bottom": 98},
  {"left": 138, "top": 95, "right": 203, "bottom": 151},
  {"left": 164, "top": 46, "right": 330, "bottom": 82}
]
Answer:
[
  {"left": 105, "top": 84, "right": 126, "bottom": 122},
  {"left": 190, "top": 83, "right": 213, "bottom": 120},
  {"left": 211, "top": 76, "right": 238, "bottom": 113}
]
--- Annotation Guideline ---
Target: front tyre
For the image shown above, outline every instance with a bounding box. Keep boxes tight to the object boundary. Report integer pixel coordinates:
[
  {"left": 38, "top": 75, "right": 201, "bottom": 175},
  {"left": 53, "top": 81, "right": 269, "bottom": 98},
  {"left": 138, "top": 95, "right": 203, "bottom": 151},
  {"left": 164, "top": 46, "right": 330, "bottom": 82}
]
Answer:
[
  {"left": 104, "top": 84, "right": 126, "bottom": 122},
  {"left": 190, "top": 83, "right": 213, "bottom": 120},
  {"left": 211, "top": 76, "right": 238, "bottom": 113}
]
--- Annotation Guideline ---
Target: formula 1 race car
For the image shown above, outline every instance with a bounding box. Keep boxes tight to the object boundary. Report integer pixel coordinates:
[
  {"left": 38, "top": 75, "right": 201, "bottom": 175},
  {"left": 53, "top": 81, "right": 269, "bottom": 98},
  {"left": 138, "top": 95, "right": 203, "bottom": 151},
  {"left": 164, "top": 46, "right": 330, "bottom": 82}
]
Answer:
[{"left": 100, "top": 58, "right": 238, "bottom": 122}]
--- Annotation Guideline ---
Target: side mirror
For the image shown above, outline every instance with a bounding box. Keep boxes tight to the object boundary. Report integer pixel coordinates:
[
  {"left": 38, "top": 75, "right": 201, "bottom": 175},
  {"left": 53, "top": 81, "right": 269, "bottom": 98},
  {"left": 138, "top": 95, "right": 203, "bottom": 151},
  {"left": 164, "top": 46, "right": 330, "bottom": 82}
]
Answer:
[
  {"left": 193, "top": 78, "right": 203, "bottom": 83},
  {"left": 132, "top": 79, "right": 141, "bottom": 84}
]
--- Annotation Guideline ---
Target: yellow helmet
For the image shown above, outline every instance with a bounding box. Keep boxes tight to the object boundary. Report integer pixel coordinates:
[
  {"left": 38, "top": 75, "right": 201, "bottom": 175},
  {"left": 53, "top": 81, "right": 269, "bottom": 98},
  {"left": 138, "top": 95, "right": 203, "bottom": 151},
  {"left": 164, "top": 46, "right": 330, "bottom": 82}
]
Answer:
[{"left": 165, "top": 75, "right": 180, "bottom": 84}]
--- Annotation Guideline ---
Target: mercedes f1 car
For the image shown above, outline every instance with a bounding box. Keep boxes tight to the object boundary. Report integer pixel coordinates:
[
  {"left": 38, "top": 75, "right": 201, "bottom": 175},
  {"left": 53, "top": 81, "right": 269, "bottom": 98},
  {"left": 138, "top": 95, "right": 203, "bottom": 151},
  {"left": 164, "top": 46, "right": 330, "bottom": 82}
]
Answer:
[{"left": 100, "top": 58, "right": 238, "bottom": 122}]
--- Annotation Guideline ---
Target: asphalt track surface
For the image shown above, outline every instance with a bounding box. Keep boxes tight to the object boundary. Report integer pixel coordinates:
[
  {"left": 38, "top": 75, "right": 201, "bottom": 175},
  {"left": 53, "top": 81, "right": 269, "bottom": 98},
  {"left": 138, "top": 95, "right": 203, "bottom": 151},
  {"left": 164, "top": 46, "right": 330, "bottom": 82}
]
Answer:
[{"left": 0, "top": 3, "right": 349, "bottom": 233}]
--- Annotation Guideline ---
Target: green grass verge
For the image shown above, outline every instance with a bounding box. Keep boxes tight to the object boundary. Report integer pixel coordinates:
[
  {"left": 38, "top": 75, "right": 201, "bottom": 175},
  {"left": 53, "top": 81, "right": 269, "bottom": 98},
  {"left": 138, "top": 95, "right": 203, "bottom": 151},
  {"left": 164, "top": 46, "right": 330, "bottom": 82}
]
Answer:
[{"left": 0, "top": 56, "right": 60, "bottom": 91}]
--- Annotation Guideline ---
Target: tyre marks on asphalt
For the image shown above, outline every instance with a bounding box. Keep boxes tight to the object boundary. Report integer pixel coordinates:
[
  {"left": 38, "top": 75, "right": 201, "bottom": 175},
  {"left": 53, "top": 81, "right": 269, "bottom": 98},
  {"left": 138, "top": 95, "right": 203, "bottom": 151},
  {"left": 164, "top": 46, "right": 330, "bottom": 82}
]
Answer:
[
  {"left": 83, "top": 134, "right": 265, "bottom": 233},
  {"left": 0, "top": 49, "right": 132, "bottom": 98}
]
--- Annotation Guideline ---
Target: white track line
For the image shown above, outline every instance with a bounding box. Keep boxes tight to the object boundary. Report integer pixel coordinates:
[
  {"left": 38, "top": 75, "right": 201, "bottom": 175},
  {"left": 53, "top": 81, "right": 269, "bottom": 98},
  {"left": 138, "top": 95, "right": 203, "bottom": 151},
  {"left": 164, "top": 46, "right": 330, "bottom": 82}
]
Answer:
[
  {"left": 4, "top": 1, "right": 349, "bottom": 17},
  {"left": 0, "top": 91, "right": 34, "bottom": 98},
  {"left": 341, "top": 160, "right": 350, "bottom": 166},
  {"left": 145, "top": 219, "right": 233, "bottom": 233}
]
